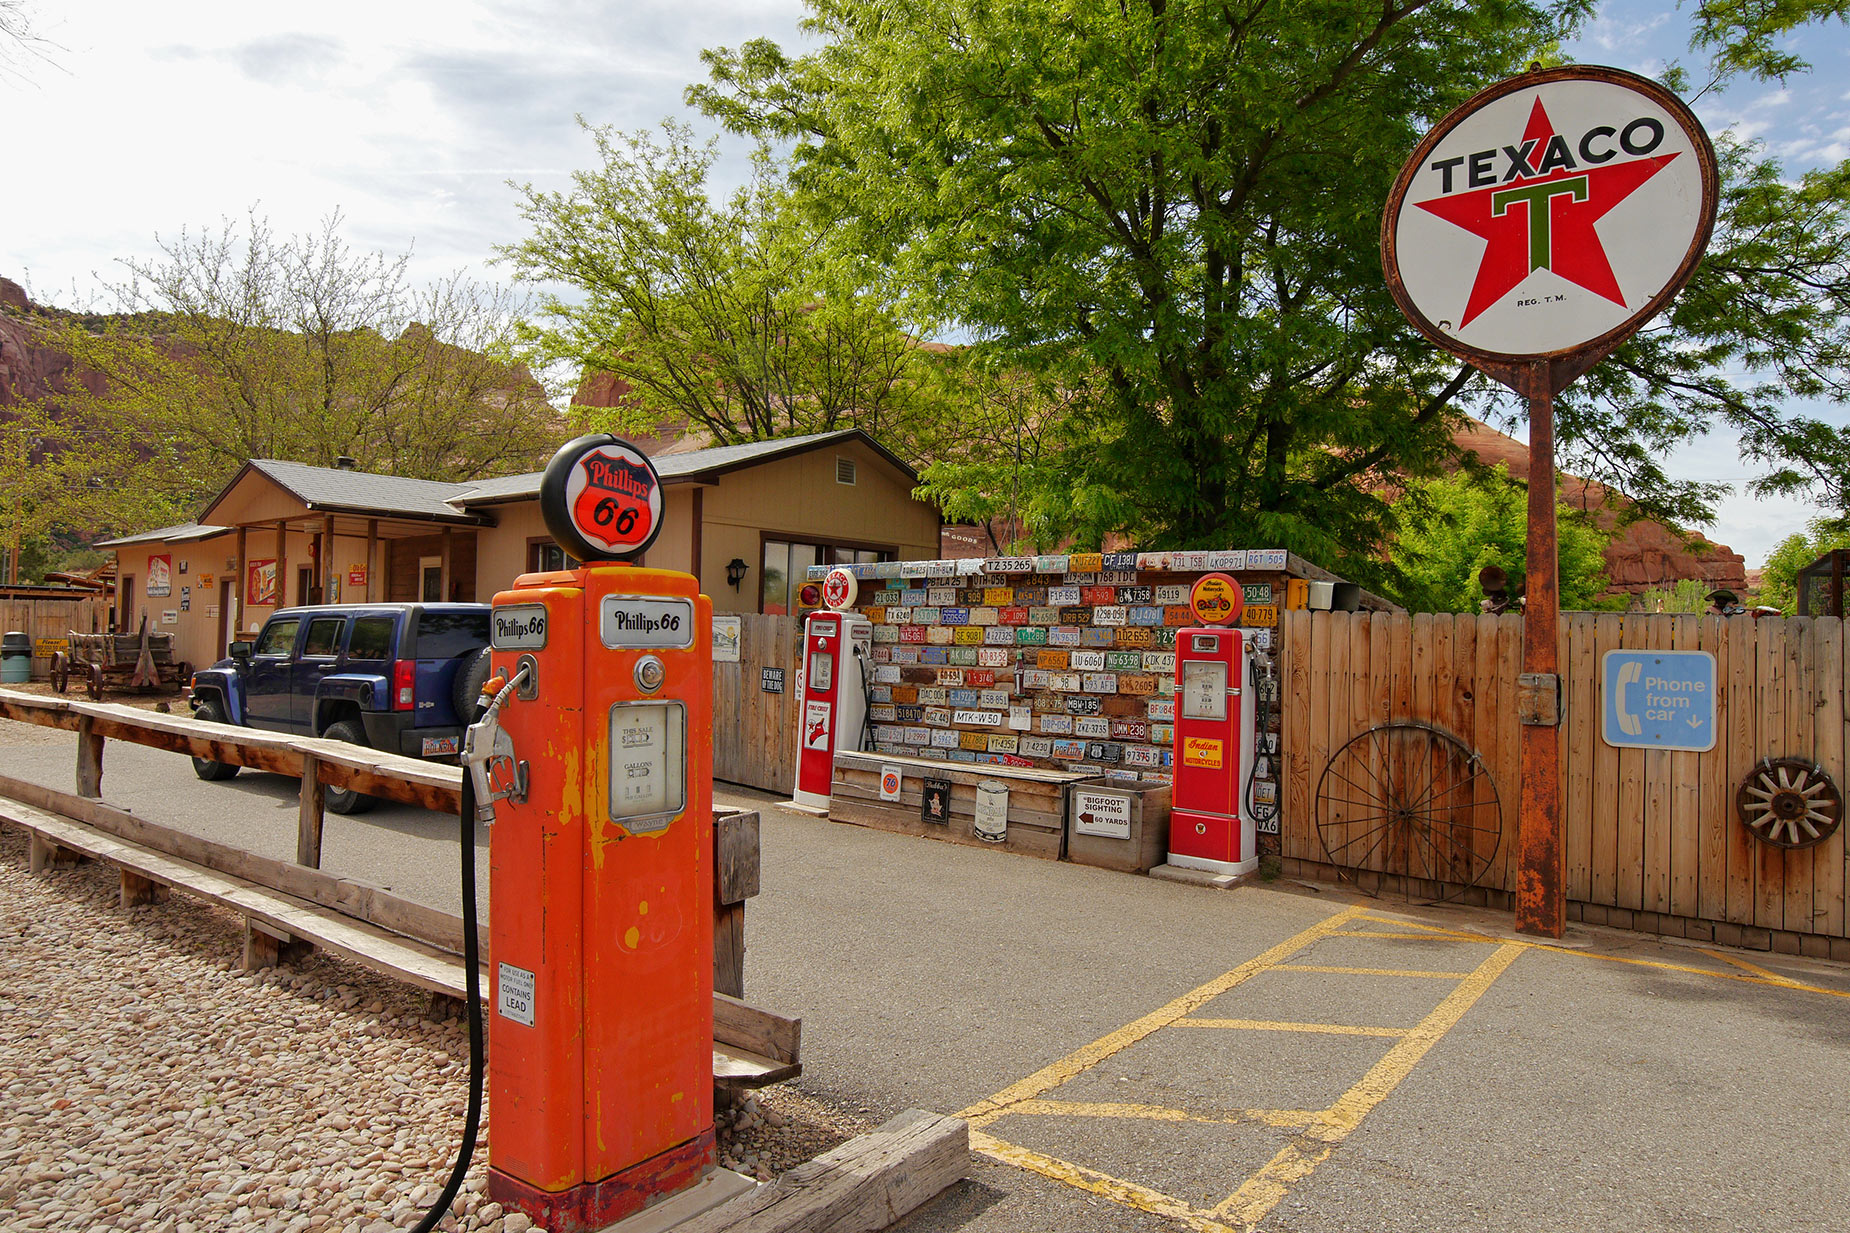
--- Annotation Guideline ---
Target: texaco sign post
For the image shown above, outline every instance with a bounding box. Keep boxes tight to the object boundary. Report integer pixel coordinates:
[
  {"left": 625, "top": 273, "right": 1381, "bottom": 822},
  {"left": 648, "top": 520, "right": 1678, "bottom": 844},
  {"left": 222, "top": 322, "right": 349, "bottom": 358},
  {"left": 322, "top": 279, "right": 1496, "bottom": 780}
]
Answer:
[{"left": 1382, "top": 66, "right": 1717, "bottom": 937}]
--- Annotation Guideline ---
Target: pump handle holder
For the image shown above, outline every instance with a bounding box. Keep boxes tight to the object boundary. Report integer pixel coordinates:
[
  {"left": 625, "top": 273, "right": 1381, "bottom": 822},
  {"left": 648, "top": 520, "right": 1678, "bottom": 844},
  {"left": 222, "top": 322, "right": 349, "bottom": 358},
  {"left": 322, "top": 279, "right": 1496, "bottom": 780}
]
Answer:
[{"left": 463, "top": 662, "right": 533, "bottom": 821}]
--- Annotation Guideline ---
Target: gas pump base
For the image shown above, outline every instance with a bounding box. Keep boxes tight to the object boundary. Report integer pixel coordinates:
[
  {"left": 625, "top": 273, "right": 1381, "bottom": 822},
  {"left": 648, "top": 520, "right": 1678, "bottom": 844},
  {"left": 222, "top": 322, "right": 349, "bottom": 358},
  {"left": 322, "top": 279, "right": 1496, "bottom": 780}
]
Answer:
[
  {"left": 488, "top": 1130, "right": 714, "bottom": 1233},
  {"left": 1164, "top": 839, "right": 1259, "bottom": 879},
  {"left": 1151, "top": 859, "right": 1255, "bottom": 887}
]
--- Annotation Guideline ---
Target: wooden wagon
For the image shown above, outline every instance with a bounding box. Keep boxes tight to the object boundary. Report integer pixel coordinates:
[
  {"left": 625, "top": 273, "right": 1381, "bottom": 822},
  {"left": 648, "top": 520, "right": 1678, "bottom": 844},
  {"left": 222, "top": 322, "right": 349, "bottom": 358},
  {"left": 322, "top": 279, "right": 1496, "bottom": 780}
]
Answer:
[{"left": 50, "top": 621, "right": 189, "bottom": 699}]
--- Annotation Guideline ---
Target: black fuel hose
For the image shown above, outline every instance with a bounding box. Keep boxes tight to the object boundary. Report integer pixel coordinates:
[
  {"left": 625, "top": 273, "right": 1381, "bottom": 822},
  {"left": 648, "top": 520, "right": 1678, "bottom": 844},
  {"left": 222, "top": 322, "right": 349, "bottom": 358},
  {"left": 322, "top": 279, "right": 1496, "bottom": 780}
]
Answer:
[{"left": 408, "top": 730, "right": 488, "bottom": 1232}]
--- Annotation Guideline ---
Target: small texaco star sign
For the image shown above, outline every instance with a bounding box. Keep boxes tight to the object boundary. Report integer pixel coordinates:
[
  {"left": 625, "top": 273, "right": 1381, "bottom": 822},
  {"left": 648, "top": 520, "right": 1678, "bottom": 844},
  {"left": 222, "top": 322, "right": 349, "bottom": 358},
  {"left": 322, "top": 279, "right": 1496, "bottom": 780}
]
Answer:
[{"left": 1384, "top": 65, "right": 1716, "bottom": 364}]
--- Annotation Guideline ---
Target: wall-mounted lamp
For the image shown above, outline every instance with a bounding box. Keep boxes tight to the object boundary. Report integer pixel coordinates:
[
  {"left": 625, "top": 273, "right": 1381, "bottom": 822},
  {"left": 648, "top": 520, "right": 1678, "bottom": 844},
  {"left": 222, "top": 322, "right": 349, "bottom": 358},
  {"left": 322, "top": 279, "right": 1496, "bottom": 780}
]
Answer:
[{"left": 726, "top": 557, "right": 749, "bottom": 590}]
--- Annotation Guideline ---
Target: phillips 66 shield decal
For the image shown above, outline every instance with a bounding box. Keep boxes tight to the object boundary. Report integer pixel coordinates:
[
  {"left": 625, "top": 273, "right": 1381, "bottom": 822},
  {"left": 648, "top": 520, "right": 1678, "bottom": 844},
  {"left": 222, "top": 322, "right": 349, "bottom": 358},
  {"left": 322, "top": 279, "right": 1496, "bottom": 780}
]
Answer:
[
  {"left": 1383, "top": 66, "right": 1715, "bottom": 363},
  {"left": 538, "top": 434, "right": 665, "bottom": 562}
]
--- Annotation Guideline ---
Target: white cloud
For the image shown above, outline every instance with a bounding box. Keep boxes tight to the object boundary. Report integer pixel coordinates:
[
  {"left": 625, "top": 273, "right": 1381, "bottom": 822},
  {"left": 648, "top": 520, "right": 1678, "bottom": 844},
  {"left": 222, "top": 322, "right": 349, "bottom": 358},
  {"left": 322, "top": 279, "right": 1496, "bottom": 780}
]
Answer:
[{"left": 0, "top": 0, "right": 811, "bottom": 299}]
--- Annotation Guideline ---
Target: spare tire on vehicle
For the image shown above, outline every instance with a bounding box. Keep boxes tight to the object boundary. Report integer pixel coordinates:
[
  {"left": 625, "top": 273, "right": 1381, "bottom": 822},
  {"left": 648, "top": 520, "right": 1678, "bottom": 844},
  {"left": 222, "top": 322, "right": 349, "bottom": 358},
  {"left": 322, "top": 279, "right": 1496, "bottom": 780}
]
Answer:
[{"left": 453, "top": 646, "right": 493, "bottom": 721}]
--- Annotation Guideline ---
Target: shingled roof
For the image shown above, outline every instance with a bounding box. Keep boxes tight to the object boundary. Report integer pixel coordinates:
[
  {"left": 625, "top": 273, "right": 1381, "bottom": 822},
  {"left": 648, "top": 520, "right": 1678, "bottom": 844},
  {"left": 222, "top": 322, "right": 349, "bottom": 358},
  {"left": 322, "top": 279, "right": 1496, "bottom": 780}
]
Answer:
[
  {"left": 451, "top": 429, "right": 918, "bottom": 507},
  {"left": 197, "top": 459, "right": 487, "bottom": 526}
]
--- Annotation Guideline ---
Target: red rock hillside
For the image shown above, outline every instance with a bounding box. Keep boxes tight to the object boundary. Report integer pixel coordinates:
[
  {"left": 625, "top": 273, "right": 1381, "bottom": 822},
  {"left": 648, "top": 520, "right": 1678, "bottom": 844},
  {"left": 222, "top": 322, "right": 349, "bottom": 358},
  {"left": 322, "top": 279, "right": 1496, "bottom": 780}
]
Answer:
[{"left": 1451, "top": 416, "right": 1745, "bottom": 597}]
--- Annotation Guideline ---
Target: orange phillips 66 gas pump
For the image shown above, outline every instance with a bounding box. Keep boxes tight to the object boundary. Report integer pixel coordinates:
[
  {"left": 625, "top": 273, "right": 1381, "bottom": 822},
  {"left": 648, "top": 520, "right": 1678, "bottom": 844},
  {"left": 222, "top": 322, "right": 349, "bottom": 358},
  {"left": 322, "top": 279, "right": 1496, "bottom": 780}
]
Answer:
[
  {"left": 483, "top": 435, "right": 714, "bottom": 1233},
  {"left": 1169, "top": 573, "right": 1260, "bottom": 876},
  {"left": 791, "top": 566, "right": 871, "bottom": 811}
]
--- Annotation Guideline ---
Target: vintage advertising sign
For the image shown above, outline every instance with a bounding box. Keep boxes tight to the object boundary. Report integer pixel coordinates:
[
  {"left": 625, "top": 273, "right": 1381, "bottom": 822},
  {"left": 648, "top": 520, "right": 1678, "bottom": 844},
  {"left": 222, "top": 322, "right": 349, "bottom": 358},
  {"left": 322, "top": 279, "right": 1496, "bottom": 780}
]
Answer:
[
  {"left": 147, "top": 554, "right": 173, "bottom": 598},
  {"left": 822, "top": 567, "right": 859, "bottom": 610},
  {"left": 1383, "top": 65, "right": 1716, "bottom": 367},
  {"left": 1189, "top": 573, "right": 1245, "bottom": 626},
  {"left": 538, "top": 433, "right": 665, "bottom": 562}
]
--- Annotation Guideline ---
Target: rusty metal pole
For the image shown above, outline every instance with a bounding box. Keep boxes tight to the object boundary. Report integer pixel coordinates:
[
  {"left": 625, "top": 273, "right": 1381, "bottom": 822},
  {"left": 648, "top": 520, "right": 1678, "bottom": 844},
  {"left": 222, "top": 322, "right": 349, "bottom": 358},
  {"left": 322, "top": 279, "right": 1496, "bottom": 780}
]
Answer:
[{"left": 1516, "top": 362, "right": 1565, "bottom": 937}]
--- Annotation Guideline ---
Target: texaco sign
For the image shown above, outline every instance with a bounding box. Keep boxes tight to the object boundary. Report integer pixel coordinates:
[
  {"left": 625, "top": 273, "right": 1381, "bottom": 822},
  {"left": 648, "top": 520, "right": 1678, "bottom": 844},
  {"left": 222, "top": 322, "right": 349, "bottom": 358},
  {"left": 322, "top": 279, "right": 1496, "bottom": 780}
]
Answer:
[{"left": 1383, "top": 65, "right": 1716, "bottom": 365}]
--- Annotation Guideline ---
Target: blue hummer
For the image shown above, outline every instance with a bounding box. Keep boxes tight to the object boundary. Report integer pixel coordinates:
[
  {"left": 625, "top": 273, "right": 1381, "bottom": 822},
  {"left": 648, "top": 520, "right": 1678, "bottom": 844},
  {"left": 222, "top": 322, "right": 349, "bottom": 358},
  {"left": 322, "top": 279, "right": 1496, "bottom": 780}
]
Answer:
[{"left": 187, "top": 603, "right": 493, "bottom": 814}]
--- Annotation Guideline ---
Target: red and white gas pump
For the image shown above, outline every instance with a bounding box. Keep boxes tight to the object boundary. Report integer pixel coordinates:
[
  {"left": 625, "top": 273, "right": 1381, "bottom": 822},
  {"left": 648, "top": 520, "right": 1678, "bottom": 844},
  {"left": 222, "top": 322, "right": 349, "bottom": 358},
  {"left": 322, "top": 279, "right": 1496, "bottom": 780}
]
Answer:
[
  {"left": 1169, "top": 574, "right": 1260, "bottom": 875},
  {"left": 792, "top": 567, "right": 871, "bottom": 811}
]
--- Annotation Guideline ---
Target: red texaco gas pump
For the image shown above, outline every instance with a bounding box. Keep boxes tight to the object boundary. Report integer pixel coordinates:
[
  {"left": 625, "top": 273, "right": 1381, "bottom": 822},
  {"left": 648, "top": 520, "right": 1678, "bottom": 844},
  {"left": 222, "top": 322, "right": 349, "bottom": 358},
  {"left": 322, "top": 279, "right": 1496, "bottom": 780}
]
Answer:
[
  {"left": 481, "top": 434, "right": 716, "bottom": 1233},
  {"left": 1169, "top": 573, "right": 1260, "bottom": 875},
  {"left": 791, "top": 566, "right": 871, "bottom": 811}
]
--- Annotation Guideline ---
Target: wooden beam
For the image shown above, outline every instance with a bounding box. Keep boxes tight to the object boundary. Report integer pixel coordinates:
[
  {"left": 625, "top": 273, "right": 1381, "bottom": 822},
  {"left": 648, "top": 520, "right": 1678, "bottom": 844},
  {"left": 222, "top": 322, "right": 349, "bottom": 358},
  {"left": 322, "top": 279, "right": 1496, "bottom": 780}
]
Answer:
[
  {"left": 692, "top": 486, "right": 704, "bottom": 582},
  {"left": 119, "top": 868, "right": 166, "bottom": 907},
  {"left": 320, "top": 513, "right": 334, "bottom": 602},
  {"left": 297, "top": 752, "right": 325, "bottom": 868},
  {"left": 275, "top": 519, "right": 290, "bottom": 609},
  {"left": 365, "top": 518, "right": 378, "bottom": 602},
  {"left": 233, "top": 525, "right": 248, "bottom": 638},
  {"left": 76, "top": 713, "right": 103, "bottom": 798},
  {"left": 440, "top": 526, "right": 453, "bottom": 602},
  {"left": 678, "top": 1110, "right": 967, "bottom": 1233}
]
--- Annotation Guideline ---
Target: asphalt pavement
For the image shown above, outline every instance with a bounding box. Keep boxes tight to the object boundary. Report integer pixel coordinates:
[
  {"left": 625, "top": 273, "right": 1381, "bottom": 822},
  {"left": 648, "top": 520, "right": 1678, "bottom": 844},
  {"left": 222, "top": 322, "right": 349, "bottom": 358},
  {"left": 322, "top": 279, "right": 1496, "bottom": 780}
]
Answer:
[{"left": 4, "top": 713, "right": 1848, "bottom": 1232}]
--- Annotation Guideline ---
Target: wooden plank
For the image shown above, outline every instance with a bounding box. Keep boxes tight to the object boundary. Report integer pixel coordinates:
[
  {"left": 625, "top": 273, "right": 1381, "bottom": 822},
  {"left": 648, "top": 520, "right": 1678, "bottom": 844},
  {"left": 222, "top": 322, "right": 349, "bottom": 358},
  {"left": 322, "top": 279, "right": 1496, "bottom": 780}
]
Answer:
[
  {"left": 76, "top": 713, "right": 103, "bottom": 798},
  {"left": 119, "top": 867, "right": 165, "bottom": 907},
  {"left": 1562, "top": 613, "right": 1594, "bottom": 903},
  {"left": 1293, "top": 611, "right": 1328, "bottom": 864},
  {"left": 1641, "top": 617, "right": 1674, "bottom": 915},
  {"left": 1821, "top": 618, "right": 1848, "bottom": 938},
  {"left": 1349, "top": 613, "right": 1377, "bottom": 877},
  {"left": 0, "top": 793, "right": 802, "bottom": 1084},
  {"left": 717, "top": 811, "right": 761, "bottom": 905},
  {"left": 679, "top": 1109, "right": 967, "bottom": 1233},
  {"left": 1666, "top": 614, "right": 1701, "bottom": 920},
  {"left": 1783, "top": 618, "right": 1819, "bottom": 934},
  {"left": 1755, "top": 617, "right": 1785, "bottom": 929},
  {"left": 1614, "top": 616, "right": 1648, "bottom": 911},
  {"left": 297, "top": 752, "right": 326, "bottom": 869},
  {"left": 1362, "top": 613, "right": 1393, "bottom": 879},
  {"left": 1492, "top": 614, "right": 1522, "bottom": 893},
  {"left": 714, "top": 901, "right": 746, "bottom": 999},
  {"left": 1697, "top": 616, "right": 1730, "bottom": 925},
  {"left": 714, "top": 992, "right": 802, "bottom": 1067},
  {"left": 1589, "top": 614, "right": 1621, "bottom": 910},
  {"left": 1725, "top": 615, "right": 1757, "bottom": 925},
  {"left": 1283, "top": 611, "right": 1314, "bottom": 859},
  {"left": 1322, "top": 611, "right": 1351, "bottom": 869}
]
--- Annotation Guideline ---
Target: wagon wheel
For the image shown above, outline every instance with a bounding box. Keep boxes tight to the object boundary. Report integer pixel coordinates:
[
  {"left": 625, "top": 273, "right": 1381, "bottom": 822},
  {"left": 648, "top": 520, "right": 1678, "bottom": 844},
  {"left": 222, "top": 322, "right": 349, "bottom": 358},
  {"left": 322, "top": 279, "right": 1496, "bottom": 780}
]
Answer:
[
  {"left": 1313, "top": 721, "right": 1502, "bottom": 902},
  {"left": 51, "top": 652, "right": 69, "bottom": 693},
  {"left": 86, "top": 662, "right": 104, "bottom": 701},
  {"left": 1737, "top": 758, "right": 1841, "bottom": 849}
]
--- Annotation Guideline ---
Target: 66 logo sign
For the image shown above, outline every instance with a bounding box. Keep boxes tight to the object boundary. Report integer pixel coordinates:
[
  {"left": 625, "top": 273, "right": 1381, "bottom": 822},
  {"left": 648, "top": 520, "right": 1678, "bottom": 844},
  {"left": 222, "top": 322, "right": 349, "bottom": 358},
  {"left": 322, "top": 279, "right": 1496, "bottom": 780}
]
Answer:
[{"left": 539, "top": 434, "right": 665, "bottom": 562}]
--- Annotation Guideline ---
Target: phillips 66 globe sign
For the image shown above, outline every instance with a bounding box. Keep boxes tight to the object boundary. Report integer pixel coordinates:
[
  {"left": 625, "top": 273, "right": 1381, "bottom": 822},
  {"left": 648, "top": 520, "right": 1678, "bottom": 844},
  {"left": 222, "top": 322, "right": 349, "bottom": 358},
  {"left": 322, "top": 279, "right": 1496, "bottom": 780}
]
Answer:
[{"left": 1383, "top": 65, "right": 1717, "bottom": 368}]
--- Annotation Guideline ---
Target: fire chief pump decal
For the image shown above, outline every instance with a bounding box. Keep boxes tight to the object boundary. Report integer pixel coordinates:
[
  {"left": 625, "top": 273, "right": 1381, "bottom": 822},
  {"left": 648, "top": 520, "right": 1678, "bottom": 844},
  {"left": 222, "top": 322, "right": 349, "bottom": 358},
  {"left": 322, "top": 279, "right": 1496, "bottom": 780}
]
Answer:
[
  {"left": 539, "top": 433, "right": 666, "bottom": 563},
  {"left": 1383, "top": 66, "right": 1716, "bottom": 362}
]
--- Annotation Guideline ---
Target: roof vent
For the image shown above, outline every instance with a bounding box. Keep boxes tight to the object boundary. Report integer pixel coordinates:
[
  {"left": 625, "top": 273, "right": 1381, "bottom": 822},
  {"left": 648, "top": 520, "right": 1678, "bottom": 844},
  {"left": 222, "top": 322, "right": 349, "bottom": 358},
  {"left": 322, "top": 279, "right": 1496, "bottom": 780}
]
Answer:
[
  {"left": 835, "top": 456, "right": 857, "bottom": 485},
  {"left": 334, "top": 455, "right": 358, "bottom": 471}
]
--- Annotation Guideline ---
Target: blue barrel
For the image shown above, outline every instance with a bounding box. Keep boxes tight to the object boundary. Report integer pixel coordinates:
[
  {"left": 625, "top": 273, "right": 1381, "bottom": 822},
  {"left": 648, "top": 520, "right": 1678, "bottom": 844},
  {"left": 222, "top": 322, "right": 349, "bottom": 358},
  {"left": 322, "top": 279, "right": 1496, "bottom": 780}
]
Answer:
[{"left": 1, "top": 632, "right": 30, "bottom": 684}]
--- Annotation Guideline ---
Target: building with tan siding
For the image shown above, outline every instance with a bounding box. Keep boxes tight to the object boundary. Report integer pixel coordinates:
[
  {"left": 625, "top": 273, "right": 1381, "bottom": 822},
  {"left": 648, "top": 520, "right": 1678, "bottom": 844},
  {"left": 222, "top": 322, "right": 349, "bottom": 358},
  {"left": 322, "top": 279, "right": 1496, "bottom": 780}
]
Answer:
[{"left": 99, "top": 430, "right": 940, "bottom": 670}]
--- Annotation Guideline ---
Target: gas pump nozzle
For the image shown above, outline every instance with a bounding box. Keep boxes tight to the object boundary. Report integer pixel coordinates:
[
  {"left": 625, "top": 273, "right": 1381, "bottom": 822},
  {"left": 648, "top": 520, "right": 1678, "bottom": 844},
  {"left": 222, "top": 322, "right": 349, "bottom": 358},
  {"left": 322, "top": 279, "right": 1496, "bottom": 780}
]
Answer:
[{"left": 462, "top": 662, "right": 532, "bottom": 822}]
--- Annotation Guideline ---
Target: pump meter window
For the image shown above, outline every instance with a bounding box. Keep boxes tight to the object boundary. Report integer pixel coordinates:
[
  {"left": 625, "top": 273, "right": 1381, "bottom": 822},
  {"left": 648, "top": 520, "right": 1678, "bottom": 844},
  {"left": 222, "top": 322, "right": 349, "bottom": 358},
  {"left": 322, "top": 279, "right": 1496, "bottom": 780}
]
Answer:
[
  {"left": 1181, "top": 659, "right": 1228, "bottom": 721},
  {"left": 808, "top": 649, "right": 834, "bottom": 692},
  {"left": 608, "top": 701, "right": 686, "bottom": 832}
]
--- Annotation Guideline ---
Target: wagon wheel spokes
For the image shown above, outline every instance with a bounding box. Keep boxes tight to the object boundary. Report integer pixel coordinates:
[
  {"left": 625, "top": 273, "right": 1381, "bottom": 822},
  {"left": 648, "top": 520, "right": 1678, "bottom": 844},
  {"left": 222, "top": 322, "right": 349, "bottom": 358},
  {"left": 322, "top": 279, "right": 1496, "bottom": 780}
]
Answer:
[
  {"left": 1738, "top": 758, "right": 1841, "bottom": 849},
  {"left": 1314, "top": 722, "right": 1503, "bottom": 903}
]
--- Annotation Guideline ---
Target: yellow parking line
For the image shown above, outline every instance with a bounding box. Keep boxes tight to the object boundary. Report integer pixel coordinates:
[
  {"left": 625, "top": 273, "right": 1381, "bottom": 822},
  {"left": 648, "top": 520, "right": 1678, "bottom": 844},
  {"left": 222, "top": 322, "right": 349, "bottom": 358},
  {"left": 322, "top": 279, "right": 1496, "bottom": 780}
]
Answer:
[
  {"left": 1339, "top": 929, "right": 1498, "bottom": 942},
  {"left": 970, "top": 1130, "right": 1236, "bottom": 1233},
  {"left": 1270, "top": 964, "right": 1474, "bottom": 979},
  {"left": 955, "top": 904, "right": 1368, "bottom": 1128},
  {"left": 1211, "top": 942, "right": 1527, "bottom": 1227},
  {"left": 1701, "top": 948, "right": 1806, "bottom": 986},
  {"left": 1006, "top": 1098, "right": 1320, "bottom": 1129},
  {"left": 1174, "top": 1017, "right": 1410, "bottom": 1038}
]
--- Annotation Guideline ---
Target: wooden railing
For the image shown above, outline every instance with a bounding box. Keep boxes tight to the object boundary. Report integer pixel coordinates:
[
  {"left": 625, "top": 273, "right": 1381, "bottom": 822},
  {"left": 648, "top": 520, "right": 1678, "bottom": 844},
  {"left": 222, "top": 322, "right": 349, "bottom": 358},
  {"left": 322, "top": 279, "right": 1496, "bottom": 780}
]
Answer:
[{"left": 0, "top": 687, "right": 768, "bottom": 1006}]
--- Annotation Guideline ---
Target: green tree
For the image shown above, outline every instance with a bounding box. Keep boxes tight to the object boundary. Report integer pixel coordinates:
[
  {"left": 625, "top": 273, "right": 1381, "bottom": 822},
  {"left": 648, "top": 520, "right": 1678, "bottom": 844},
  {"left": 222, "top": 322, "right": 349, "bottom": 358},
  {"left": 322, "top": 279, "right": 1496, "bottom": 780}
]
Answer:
[
  {"left": 501, "top": 121, "right": 945, "bottom": 455},
  {"left": 36, "top": 211, "right": 561, "bottom": 523},
  {"left": 1758, "top": 518, "right": 1850, "bottom": 613},
  {"left": 691, "top": 1, "right": 1850, "bottom": 583},
  {"left": 1387, "top": 466, "right": 1613, "bottom": 613}
]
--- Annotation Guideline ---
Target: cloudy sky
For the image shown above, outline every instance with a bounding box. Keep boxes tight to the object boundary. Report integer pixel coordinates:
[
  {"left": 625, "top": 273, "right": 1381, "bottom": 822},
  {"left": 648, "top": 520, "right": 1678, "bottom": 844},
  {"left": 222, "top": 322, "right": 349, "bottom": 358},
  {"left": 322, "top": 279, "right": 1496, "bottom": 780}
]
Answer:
[{"left": 1, "top": 0, "right": 1845, "bottom": 567}]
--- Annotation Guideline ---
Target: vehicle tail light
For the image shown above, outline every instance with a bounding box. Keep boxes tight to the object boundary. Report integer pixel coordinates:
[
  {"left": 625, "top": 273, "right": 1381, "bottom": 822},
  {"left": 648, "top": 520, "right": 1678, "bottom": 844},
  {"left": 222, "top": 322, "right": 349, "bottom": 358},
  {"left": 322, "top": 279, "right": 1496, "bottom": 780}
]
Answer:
[{"left": 394, "top": 660, "right": 416, "bottom": 710}]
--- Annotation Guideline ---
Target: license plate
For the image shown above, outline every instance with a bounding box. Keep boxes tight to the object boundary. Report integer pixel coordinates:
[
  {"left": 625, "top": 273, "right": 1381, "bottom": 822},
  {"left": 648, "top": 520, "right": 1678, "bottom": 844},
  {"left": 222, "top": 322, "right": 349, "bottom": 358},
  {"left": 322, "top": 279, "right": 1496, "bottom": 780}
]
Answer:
[{"left": 421, "top": 736, "right": 460, "bottom": 756}]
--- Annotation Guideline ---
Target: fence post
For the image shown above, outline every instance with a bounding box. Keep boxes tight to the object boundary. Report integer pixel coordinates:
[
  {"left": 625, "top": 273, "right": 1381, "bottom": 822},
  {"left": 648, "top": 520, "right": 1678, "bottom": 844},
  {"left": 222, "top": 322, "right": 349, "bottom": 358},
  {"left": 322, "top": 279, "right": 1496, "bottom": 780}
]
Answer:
[
  {"left": 76, "top": 714, "right": 103, "bottom": 799},
  {"left": 297, "top": 752, "right": 325, "bottom": 868}
]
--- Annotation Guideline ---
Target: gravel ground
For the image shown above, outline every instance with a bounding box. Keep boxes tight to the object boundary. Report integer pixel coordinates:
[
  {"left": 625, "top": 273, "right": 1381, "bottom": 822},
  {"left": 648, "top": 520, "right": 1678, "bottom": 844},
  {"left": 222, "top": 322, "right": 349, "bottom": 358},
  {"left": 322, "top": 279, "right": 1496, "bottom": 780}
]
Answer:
[{"left": 0, "top": 826, "right": 874, "bottom": 1232}]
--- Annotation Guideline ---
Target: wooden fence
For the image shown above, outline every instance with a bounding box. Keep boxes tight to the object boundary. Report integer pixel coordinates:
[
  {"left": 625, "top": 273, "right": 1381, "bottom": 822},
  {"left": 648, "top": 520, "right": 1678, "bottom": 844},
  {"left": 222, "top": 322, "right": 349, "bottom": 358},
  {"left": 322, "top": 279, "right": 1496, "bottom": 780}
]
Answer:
[
  {"left": 0, "top": 595, "right": 109, "bottom": 678},
  {"left": 713, "top": 614, "right": 801, "bottom": 793},
  {"left": 1280, "top": 611, "right": 1850, "bottom": 954}
]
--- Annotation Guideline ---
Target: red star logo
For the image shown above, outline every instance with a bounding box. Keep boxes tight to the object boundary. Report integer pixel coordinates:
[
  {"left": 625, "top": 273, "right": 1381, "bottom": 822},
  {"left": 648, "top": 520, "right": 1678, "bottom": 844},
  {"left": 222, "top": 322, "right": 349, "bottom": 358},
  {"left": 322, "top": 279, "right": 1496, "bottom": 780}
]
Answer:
[{"left": 1416, "top": 98, "right": 1680, "bottom": 328}]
